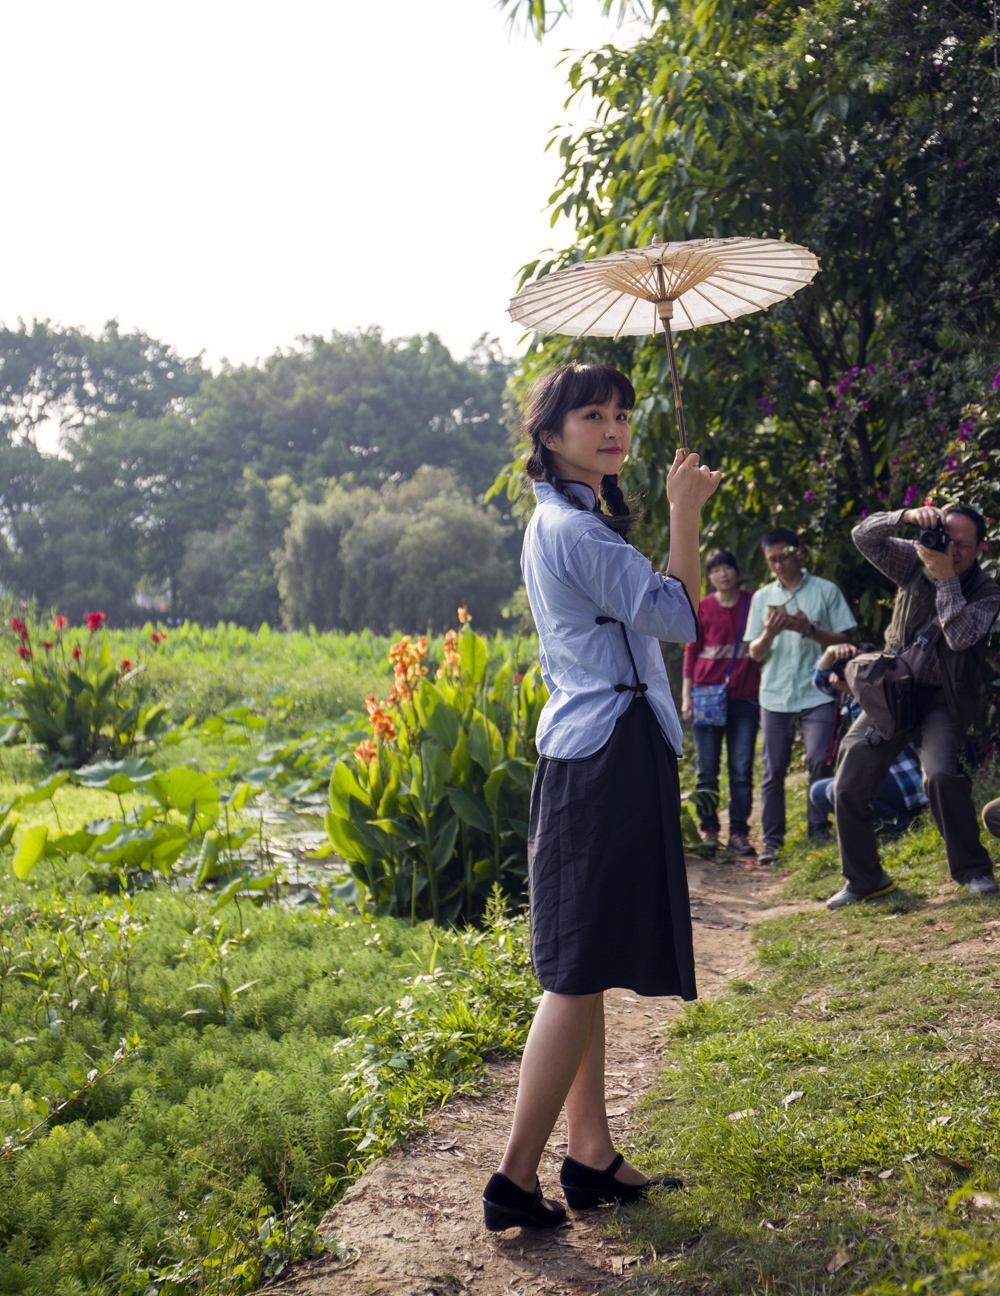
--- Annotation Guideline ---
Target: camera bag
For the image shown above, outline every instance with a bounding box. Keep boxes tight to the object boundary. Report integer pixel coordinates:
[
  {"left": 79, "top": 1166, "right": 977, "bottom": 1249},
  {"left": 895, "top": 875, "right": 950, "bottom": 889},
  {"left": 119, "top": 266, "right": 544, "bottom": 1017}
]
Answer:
[{"left": 843, "top": 621, "right": 942, "bottom": 739}]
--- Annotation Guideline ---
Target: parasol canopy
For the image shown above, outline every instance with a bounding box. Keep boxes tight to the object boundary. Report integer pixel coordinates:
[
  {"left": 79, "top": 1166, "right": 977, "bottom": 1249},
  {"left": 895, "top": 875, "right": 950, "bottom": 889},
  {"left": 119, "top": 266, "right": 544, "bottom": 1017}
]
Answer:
[{"left": 508, "top": 235, "right": 819, "bottom": 448}]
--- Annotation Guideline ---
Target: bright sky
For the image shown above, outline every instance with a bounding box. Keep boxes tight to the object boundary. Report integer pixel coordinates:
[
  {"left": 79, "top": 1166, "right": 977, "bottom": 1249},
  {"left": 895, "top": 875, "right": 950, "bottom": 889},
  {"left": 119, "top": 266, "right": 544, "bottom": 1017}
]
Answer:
[{"left": 3, "top": 0, "right": 639, "bottom": 378}]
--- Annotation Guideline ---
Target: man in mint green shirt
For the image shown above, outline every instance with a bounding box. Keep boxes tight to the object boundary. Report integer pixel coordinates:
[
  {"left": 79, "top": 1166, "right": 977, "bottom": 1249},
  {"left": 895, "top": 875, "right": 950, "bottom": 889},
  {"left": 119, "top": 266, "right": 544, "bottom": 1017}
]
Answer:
[{"left": 745, "top": 527, "right": 856, "bottom": 863}]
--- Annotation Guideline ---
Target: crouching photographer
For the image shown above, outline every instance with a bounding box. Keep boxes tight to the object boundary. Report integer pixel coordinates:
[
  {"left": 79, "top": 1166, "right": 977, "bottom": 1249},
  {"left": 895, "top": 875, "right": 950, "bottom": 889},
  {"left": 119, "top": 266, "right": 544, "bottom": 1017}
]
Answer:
[{"left": 827, "top": 503, "right": 1000, "bottom": 910}]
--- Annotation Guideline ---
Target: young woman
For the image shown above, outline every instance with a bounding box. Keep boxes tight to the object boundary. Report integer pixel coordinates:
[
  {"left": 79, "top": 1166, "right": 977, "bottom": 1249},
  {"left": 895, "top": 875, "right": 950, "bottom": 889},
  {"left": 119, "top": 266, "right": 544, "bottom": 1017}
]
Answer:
[
  {"left": 681, "top": 550, "right": 761, "bottom": 857},
  {"left": 482, "top": 363, "right": 721, "bottom": 1232}
]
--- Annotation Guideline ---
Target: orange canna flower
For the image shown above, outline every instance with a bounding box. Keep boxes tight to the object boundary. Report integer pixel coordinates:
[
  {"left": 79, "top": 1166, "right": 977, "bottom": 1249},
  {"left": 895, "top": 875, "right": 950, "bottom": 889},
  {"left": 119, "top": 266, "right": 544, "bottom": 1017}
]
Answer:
[
  {"left": 457, "top": 606, "right": 471, "bottom": 625},
  {"left": 354, "top": 739, "right": 378, "bottom": 764}
]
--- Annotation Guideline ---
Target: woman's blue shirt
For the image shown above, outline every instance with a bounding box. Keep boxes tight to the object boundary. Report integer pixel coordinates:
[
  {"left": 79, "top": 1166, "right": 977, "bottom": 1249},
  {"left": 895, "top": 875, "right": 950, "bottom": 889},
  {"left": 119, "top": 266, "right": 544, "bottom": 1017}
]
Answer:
[{"left": 522, "top": 480, "right": 697, "bottom": 759}]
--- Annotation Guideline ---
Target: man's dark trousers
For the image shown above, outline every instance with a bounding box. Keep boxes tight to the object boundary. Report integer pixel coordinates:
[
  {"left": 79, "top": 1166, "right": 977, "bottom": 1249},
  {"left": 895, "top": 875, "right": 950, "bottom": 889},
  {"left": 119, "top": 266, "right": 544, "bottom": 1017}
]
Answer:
[
  {"left": 760, "top": 702, "right": 836, "bottom": 847},
  {"left": 833, "top": 686, "right": 992, "bottom": 888}
]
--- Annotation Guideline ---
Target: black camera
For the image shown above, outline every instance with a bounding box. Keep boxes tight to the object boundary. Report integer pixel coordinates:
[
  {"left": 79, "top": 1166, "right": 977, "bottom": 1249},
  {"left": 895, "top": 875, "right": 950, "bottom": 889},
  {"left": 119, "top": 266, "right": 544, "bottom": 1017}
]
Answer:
[{"left": 919, "top": 525, "right": 949, "bottom": 552}]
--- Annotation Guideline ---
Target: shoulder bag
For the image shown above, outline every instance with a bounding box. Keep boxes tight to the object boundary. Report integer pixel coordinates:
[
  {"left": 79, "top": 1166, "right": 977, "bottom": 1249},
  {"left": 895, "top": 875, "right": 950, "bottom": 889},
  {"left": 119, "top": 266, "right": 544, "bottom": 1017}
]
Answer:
[
  {"left": 692, "top": 593, "right": 750, "bottom": 728},
  {"left": 843, "top": 620, "right": 941, "bottom": 740}
]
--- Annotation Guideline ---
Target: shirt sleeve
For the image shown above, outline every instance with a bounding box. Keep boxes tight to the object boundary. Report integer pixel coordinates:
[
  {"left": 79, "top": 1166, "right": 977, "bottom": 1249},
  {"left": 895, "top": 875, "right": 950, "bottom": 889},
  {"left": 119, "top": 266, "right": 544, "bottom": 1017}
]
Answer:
[
  {"left": 563, "top": 524, "right": 699, "bottom": 643},
  {"left": 852, "top": 509, "right": 920, "bottom": 585},
  {"left": 821, "top": 582, "right": 858, "bottom": 634},
  {"left": 935, "top": 575, "right": 1000, "bottom": 652},
  {"left": 744, "top": 589, "right": 765, "bottom": 642},
  {"left": 812, "top": 666, "right": 837, "bottom": 698}
]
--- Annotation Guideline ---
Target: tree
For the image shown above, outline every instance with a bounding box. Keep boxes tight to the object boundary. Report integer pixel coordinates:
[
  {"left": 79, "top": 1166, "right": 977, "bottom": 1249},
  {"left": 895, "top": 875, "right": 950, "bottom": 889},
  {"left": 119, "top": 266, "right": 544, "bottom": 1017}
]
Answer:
[
  {"left": 0, "top": 319, "right": 205, "bottom": 447},
  {"left": 277, "top": 469, "right": 519, "bottom": 633},
  {"left": 501, "top": 0, "right": 1000, "bottom": 629},
  {"left": 275, "top": 483, "right": 368, "bottom": 631},
  {"left": 0, "top": 450, "right": 141, "bottom": 622},
  {"left": 194, "top": 328, "right": 513, "bottom": 493}
]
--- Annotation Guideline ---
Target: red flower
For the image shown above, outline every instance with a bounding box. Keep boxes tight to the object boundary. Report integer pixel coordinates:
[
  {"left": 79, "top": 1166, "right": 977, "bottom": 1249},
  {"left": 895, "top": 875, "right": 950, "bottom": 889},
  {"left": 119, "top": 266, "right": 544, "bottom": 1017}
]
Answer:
[
  {"left": 53, "top": 614, "right": 67, "bottom": 631},
  {"left": 150, "top": 632, "right": 161, "bottom": 645},
  {"left": 71, "top": 645, "right": 82, "bottom": 661},
  {"left": 41, "top": 641, "right": 54, "bottom": 651},
  {"left": 119, "top": 658, "right": 133, "bottom": 672},
  {"left": 10, "top": 617, "right": 28, "bottom": 640},
  {"left": 17, "top": 644, "right": 31, "bottom": 660},
  {"left": 86, "top": 611, "right": 106, "bottom": 632}
]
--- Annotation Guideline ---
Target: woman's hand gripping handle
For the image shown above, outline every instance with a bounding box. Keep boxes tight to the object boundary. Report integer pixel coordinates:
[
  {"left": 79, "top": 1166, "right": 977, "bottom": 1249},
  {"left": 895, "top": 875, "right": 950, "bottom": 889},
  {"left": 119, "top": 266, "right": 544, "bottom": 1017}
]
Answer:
[{"left": 666, "top": 448, "right": 722, "bottom": 613}]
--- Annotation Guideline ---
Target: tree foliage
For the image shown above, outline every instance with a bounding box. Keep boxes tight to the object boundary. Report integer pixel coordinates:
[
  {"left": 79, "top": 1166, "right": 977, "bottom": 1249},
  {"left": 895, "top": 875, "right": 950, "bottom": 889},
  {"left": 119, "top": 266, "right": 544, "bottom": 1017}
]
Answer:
[
  {"left": 278, "top": 469, "right": 518, "bottom": 634},
  {"left": 0, "top": 319, "right": 204, "bottom": 446},
  {"left": 503, "top": 0, "right": 1000, "bottom": 631},
  {"left": 0, "top": 323, "right": 515, "bottom": 627}
]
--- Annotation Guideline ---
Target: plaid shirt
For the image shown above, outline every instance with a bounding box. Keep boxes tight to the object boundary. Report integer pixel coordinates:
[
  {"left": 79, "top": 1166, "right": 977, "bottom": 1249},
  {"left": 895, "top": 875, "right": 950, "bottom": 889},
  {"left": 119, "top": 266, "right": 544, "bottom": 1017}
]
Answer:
[
  {"left": 852, "top": 511, "right": 1000, "bottom": 660},
  {"left": 815, "top": 669, "right": 929, "bottom": 811}
]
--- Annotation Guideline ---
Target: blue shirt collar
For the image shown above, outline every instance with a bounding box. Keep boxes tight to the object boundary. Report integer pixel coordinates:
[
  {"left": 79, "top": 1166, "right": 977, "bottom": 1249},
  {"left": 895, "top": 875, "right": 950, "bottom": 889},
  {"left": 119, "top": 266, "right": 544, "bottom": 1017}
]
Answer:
[{"left": 534, "top": 479, "right": 600, "bottom": 511}]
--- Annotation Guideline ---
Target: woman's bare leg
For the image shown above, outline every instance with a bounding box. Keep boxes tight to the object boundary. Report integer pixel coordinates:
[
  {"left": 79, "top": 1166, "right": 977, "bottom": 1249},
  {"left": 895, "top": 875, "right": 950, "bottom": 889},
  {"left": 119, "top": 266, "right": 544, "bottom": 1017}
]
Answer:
[
  {"left": 497, "top": 990, "right": 599, "bottom": 1190},
  {"left": 564, "top": 996, "right": 648, "bottom": 1185},
  {"left": 497, "top": 992, "right": 648, "bottom": 1191}
]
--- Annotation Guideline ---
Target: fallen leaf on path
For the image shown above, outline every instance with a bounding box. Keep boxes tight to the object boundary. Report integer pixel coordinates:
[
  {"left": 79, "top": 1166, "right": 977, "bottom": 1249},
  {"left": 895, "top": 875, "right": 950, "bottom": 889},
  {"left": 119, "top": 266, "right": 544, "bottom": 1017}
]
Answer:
[
  {"left": 782, "top": 1090, "right": 804, "bottom": 1107},
  {"left": 826, "top": 1250, "right": 853, "bottom": 1274},
  {"left": 971, "top": 1193, "right": 1000, "bottom": 1211},
  {"left": 931, "top": 1151, "right": 973, "bottom": 1173},
  {"left": 878, "top": 1169, "right": 893, "bottom": 1179},
  {"left": 606, "top": 1106, "right": 628, "bottom": 1117},
  {"left": 727, "top": 1109, "right": 757, "bottom": 1120}
]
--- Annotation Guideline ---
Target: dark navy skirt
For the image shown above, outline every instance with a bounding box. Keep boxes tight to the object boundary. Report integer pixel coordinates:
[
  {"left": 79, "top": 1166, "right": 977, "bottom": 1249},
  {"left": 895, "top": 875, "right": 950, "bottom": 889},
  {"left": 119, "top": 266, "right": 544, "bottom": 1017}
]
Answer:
[{"left": 527, "top": 696, "right": 697, "bottom": 1000}]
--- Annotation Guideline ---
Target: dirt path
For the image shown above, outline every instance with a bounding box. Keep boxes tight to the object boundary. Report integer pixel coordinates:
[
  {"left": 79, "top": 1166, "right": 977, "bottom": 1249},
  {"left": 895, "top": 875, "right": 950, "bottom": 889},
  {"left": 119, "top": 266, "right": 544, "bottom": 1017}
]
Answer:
[{"left": 276, "top": 857, "right": 804, "bottom": 1296}]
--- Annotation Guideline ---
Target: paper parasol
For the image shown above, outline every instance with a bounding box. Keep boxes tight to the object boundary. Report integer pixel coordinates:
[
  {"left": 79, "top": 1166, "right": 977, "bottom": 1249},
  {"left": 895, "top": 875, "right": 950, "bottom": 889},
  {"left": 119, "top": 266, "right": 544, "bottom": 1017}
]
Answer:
[{"left": 508, "top": 235, "right": 819, "bottom": 448}]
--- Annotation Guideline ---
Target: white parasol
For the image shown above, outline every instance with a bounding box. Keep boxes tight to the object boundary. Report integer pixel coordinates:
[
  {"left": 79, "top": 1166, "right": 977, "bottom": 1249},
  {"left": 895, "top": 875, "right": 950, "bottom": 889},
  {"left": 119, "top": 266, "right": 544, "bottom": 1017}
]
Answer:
[{"left": 508, "top": 235, "right": 820, "bottom": 448}]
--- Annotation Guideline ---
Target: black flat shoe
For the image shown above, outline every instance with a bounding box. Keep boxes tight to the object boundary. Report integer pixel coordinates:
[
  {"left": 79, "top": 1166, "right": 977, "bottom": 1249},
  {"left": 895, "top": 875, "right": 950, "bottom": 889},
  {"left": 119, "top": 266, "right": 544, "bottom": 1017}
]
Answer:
[
  {"left": 559, "top": 1152, "right": 683, "bottom": 1210},
  {"left": 482, "top": 1172, "right": 568, "bottom": 1232}
]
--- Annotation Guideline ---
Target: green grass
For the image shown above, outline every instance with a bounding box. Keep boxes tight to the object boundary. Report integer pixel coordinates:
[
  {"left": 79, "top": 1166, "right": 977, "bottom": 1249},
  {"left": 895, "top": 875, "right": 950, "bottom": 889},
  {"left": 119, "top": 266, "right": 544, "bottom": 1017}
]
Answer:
[
  {"left": 609, "top": 776, "right": 1000, "bottom": 1296},
  {"left": 0, "top": 865, "right": 538, "bottom": 1296}
]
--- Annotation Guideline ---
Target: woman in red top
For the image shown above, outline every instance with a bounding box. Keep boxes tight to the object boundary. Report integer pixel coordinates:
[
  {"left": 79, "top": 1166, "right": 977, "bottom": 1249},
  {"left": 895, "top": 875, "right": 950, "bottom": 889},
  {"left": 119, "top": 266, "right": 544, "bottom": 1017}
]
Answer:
[{"left": 681, "top": 550, "right": 761, "bottom": 856}]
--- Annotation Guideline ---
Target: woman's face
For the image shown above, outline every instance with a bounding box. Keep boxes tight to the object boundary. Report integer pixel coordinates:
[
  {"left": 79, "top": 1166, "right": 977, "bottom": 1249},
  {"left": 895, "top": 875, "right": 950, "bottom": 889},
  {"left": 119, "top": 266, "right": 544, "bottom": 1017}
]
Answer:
[
  {"left": 708, "top": 563, "right": 739, "bottom": 594},
  {"left": 543, "top": 397, "right": 631, "bottom": 489}
]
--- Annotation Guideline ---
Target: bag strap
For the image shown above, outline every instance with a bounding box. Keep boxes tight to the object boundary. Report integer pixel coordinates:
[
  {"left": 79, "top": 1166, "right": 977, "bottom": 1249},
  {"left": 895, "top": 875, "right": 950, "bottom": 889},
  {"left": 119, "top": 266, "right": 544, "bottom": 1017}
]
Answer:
[{"left": 723, "top": 593, "right": 750, "bottom": 683}]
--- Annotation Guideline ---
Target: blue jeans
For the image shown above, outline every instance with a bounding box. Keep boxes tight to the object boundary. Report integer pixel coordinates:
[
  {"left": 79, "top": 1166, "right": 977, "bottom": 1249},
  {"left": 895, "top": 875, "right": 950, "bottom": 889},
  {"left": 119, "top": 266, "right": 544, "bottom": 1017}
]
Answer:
[
  {"left": 693, "top": 698, "right": 760, "bottom": 835},
  {"left": 810, "top": 776, "right": 911, "bottom": 834}
]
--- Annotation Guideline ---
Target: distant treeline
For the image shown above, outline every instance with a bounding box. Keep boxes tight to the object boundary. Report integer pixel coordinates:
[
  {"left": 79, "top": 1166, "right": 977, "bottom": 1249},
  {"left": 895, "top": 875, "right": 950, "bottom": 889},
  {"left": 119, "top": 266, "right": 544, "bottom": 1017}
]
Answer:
[{"left": 0, "top": 322, "right": 519, "bottom": 630}]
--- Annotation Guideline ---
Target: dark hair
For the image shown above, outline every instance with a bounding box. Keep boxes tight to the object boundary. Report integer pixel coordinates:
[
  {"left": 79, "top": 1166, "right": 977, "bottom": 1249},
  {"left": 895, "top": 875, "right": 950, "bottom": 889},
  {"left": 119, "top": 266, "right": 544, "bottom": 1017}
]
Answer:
[
  {"left": 523, "top": 363, "right": 640, "bottom": 536},
  {"left": 761, "top": 526, "right": 798, "bottom": 550},
  {"left": 706, "top": 548, "right": 740, "bottom": 574},
  {"left": 943, "top": 504, "right": 987, "bottom": 544}
]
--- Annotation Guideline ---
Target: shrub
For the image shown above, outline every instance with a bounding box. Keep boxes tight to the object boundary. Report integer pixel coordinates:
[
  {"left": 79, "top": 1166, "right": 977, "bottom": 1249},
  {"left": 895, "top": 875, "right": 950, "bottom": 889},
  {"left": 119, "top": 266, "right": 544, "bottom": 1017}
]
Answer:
[
  {"left": 325, "top": 611, "right": 546, "bottom": 924},
  {"left": 3, "top": 612, "right": 168, "bottom": 766}
]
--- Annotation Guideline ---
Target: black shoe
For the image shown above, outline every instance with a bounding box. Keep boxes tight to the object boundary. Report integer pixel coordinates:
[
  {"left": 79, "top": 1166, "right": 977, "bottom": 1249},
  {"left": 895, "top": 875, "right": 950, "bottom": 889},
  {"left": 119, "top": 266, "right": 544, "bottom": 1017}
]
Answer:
[
  {"left": 559, "top": 1152, "right": 682, "bottom": 1210},
  {"left": 482, "top": 1172, "right": 567, "bottom": 1232},
  {"left": 808, "top": 828, "right": 832, "bottom": 845}
]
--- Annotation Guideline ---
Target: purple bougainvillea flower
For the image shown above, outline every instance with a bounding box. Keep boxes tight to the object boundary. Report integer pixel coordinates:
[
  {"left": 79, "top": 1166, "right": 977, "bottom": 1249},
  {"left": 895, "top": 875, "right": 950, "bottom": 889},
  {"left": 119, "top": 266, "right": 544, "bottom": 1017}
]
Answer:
[
  {"left": 804, "top": 490, "right": 814, "bottom": 502},
  {"left": 992, "top": 370, "right": 1000, "bottom": 391},
  {"left": 903, "top": 485, "right": 920, "bottom": 507}
]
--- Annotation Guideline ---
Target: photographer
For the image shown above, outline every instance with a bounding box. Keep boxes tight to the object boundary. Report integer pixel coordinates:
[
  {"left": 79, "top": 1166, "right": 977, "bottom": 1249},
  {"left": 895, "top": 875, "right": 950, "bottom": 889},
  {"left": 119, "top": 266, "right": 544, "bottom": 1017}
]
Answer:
[{"left": 828, "top": 504, "right": 1000, "bottom": 909}]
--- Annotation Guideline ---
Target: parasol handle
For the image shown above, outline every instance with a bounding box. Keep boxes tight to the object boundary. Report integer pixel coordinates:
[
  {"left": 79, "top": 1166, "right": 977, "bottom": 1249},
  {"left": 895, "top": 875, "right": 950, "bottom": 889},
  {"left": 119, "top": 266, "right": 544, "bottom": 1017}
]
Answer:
[{"left": 656, "top": 300, "right": 689, "bottom": 453}]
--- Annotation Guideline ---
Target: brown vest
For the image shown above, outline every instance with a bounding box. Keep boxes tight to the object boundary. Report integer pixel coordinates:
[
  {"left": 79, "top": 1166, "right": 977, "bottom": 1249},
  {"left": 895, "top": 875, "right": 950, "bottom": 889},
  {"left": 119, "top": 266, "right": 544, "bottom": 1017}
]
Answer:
[{"left": 884, "top": 562, "right": 999, "bottom": 730}]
